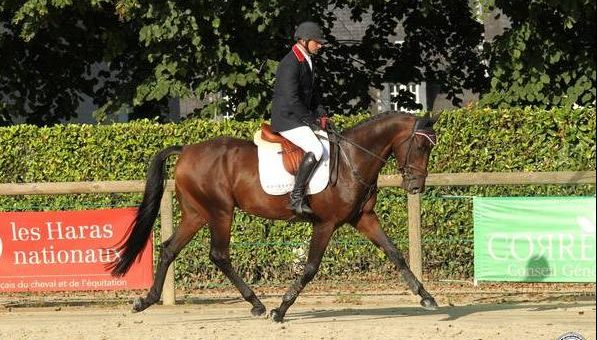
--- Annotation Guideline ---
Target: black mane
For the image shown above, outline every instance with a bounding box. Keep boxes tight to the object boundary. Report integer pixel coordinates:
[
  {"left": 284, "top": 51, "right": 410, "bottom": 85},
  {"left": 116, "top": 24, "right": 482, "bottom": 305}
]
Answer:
[{"left": 344, "top": 111, "right": 416, "bottom": 133}]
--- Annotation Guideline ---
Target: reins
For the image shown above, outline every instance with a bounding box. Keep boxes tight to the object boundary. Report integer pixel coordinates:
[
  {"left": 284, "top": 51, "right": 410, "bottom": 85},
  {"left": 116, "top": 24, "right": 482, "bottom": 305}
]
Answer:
[
  {"left": 320, "top": 119, "right": 432, "bottom": 188},
  {"left": 325, "top": 127, "right": 387, "bottom": 164}
]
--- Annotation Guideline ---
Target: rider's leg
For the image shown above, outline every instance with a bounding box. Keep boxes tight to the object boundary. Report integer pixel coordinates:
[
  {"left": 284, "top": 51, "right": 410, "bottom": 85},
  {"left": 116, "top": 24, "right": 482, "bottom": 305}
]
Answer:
[
  {"left": 288, "top": 152, "right": 318, "bottom": 214},
  {"left": 279, "top": 126, "right": 324, "bottom": 215}
]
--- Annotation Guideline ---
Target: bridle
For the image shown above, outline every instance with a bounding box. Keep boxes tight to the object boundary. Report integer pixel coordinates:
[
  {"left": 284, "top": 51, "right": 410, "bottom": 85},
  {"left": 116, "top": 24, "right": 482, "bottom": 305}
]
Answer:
[
  {"left": 397, "top": 122, "right": 437, "bottom": 184},
  {"left": 329, "top": 118, "right": 436, "bottom": 188}
]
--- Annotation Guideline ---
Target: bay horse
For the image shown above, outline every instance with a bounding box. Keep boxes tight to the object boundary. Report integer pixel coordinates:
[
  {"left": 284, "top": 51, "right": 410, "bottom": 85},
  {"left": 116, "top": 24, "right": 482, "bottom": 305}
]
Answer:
[{"left": 109, "top": 111, "right": 439, "bottom": 322}]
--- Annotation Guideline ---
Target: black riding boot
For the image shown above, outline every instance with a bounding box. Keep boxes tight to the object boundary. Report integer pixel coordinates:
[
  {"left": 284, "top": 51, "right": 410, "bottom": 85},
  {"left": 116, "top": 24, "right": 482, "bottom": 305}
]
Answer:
[{"left": 289, "top": 152, "right": 320, "bottom": 215}]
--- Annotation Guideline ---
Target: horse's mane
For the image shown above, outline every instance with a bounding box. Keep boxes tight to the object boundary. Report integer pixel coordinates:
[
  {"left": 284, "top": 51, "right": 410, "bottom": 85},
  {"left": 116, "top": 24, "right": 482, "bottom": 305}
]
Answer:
[{"left": 343, "top": 111, "right": 416, "bottom": 134}]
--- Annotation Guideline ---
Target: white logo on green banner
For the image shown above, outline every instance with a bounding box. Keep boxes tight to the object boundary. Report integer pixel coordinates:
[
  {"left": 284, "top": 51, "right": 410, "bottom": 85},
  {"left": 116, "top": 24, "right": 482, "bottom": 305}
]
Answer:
[{"left": 473, "top": 197, "right": 596, "bottom": 282}]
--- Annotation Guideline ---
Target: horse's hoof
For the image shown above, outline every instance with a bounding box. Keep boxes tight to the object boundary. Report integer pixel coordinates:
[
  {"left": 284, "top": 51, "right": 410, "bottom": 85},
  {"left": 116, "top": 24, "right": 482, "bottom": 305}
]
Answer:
[
  {"left": 270, "top": 308, "right": 284, "bottom": 323},
  {"left": 251, "top": 304, "right": 266, "bottom": 317},
  {"left": 132, "top": 298, "right": 148, "bottom": 313},
  {"left": 420, "top": 297, "right": 438, "bottom": 311}
]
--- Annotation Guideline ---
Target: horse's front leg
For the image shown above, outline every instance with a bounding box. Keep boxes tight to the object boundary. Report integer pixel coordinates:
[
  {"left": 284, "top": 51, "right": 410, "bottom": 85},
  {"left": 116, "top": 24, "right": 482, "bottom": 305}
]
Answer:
[
  {"left": 270, "top": 223, "right": 335, "bottom": 323},
  {"left": 352, "top": 211, "right": 438, "bottom": 310}
]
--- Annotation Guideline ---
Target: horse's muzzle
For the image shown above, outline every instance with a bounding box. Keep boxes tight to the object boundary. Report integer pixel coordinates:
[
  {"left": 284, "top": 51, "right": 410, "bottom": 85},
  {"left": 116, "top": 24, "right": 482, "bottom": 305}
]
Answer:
[
  {"left": 405, "top": 183, "right": 425, "bottom": 194},
  {"left": 401, "top": 175, "right": 426, "bottom": 194}
]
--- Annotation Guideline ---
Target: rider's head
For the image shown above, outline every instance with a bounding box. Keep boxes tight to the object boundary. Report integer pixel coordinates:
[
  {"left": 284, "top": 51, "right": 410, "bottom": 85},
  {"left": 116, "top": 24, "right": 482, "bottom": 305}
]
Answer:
[{"left": 294, "top": 21, "right": 326, "bottom": 55}]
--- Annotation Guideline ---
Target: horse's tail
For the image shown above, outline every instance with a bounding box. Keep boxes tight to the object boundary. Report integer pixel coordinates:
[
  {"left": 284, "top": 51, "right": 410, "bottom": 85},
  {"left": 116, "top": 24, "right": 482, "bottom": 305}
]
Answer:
[{"left": 109, "top": 145, "right": 183, "bottom": 277}]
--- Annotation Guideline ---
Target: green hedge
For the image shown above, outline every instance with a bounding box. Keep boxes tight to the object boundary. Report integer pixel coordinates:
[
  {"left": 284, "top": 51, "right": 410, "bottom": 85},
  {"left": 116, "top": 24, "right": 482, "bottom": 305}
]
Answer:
[{"left": 1, "top": 107, "right": 595, "bottom": 286}]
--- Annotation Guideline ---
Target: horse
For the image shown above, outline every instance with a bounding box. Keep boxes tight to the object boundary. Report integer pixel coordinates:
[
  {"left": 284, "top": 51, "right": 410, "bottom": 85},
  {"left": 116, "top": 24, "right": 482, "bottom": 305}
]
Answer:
[{"left": 109, "top": 111, "right": 439, "bottom": 322}]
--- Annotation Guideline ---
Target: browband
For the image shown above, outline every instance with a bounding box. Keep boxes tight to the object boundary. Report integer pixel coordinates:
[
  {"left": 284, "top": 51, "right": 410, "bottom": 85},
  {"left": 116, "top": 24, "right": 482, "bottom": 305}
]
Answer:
[{"left": 415, "top": 131, "right": 437, "bottom": 145}]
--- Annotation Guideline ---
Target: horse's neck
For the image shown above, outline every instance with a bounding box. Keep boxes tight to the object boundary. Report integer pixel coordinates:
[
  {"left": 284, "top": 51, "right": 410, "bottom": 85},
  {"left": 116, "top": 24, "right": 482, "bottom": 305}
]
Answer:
[
  {"left": 344, "top": 117, "right": 406, "bottom": 160},
  {"left": 338, "top": 116, "right": 410, "bottom": 185}
]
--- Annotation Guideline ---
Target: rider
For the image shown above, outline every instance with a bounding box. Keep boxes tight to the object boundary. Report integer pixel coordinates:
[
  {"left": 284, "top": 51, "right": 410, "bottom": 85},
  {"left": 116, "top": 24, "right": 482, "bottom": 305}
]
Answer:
[{"left": 271, "top": 21, "right": 327, "bottom": 215}]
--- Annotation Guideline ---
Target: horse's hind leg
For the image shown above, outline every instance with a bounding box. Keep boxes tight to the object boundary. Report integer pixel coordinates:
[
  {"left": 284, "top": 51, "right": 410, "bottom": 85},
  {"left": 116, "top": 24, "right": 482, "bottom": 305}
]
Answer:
[
  {"left": 353, "top": 211, "right": 438, "bottom": 311},
  {"left": 208, "top": 213, "right": 266, "bottom": 316},
  {"left": 133, "top": 210, "right": 206, "bottom": 312}
]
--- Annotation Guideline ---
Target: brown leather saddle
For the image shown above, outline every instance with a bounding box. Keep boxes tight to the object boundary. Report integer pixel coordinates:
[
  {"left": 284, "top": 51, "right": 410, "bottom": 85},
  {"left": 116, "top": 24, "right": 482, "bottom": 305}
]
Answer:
[{"left": 260, "top": 123, "right": 304, "bottom": 176}]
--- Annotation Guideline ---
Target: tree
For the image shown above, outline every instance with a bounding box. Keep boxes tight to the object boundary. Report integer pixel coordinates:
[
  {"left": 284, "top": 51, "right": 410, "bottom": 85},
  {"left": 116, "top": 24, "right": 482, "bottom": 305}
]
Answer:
[
  {"left": 323, "top": 0, "right": 488, "bottom": 111},
  {"left": 481, "top": 0, "right": 596, "bottom": 108},
  {"left": 0, "top": 1, "right": 152, "bottom": 125},
  {"left": 1, "top": 0, "right": 488, "bottom": 125}
]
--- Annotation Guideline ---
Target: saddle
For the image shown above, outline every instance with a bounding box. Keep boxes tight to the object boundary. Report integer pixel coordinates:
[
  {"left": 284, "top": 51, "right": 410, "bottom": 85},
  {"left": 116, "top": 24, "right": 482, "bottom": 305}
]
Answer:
[{"left": 260, "top": 123, "right": 304, "bottom": 176}]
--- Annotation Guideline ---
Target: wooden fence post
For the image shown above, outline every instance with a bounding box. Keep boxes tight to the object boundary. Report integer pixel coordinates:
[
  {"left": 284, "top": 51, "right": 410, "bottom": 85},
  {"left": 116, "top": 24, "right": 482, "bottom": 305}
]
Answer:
[
  {"left": 407, "top": 193, "right": 423, "bottom": 281},
  {"left": 160, "top": 190, "right": 176, "bottom": 306}
]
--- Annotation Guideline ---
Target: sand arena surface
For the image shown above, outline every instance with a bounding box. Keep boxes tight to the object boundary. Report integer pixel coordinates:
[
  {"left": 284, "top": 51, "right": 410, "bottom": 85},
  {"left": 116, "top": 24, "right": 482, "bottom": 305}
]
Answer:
[{"left": 1, "top": 283, "right": 595, "bottom": 340}]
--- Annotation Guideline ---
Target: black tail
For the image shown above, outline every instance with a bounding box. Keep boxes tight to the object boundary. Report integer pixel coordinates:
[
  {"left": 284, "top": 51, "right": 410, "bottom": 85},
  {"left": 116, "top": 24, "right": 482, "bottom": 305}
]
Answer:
[{"left": 109, "top": 145, "right": 183, "bottom": 277}]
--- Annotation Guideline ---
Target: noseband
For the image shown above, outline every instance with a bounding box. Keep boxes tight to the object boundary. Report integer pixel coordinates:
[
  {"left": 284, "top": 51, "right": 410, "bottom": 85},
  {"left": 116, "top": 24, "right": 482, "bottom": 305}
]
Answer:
[{"left": 397, "top": 122, "right": 437, "bottom": 183}]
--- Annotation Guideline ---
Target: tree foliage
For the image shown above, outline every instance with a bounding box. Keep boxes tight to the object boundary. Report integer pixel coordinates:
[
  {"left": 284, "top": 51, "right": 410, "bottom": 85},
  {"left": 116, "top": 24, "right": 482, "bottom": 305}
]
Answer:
[
  {"left": 1, "top": 0, "right": 488, "bottom": 125},
  {"left": 481, "top": 0, "right": 596, "bottom": 108},
  {"left": 322, "top": 0, "right": 488, "bottom": 111},
  {"left": 0, "top": 1, "right": 150, "bottom": 125}
]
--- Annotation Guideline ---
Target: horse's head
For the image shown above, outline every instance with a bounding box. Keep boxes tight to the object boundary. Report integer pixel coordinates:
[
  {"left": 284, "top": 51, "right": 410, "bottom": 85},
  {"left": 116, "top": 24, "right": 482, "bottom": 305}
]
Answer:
[{"left": 392, "top": 113, "right": 439, "bottom": 194}]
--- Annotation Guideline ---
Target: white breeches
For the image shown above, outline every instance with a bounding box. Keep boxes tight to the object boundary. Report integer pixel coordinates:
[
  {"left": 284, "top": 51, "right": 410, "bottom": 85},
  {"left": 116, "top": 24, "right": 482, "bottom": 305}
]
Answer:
[{"left": 279, "top": 126, "right": 324, "bottom": 161}]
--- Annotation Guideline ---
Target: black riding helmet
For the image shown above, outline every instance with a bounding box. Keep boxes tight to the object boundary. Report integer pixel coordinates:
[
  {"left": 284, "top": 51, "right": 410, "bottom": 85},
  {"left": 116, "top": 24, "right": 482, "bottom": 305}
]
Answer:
[{"left": 294, "top": 21, "right": 326, "bottom": 43}]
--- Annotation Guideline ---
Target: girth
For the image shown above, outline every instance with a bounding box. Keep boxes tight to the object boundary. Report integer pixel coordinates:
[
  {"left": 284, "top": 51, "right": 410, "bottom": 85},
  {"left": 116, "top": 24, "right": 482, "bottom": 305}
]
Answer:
[{"left": 260, "top": 123, "right": 304, "bottom": 176}]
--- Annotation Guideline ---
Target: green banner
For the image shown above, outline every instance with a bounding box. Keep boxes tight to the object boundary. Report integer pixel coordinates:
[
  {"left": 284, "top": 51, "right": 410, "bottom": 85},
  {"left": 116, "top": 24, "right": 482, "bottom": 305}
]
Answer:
[{"left": 473, "top": 197, "right": 596, "bottom": 282}]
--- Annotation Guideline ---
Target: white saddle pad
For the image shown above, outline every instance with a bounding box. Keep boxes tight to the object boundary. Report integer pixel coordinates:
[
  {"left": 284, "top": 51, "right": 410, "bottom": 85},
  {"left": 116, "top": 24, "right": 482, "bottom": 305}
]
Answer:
[{"left": 253, "top": 130, "right": 330, "bottom": 196}]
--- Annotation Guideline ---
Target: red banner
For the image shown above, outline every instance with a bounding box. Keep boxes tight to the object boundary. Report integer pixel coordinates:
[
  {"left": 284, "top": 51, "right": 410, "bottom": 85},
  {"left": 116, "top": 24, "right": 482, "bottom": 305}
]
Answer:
[{"left": 0, "top": 208, "right": 153, "bottom": 292}]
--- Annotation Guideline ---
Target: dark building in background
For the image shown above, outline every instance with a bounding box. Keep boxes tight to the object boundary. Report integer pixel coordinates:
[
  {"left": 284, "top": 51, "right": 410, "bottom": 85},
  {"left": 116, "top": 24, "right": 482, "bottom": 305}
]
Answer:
[{"left": 330, "top": 6, "right": 510, "bottom": 114}]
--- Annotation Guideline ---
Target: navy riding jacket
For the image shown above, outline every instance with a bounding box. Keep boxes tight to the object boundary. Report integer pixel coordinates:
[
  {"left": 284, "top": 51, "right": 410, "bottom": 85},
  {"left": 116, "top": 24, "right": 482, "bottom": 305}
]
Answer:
[{"left": 271, "top": 45, "right": 324, "bottom": 132}]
